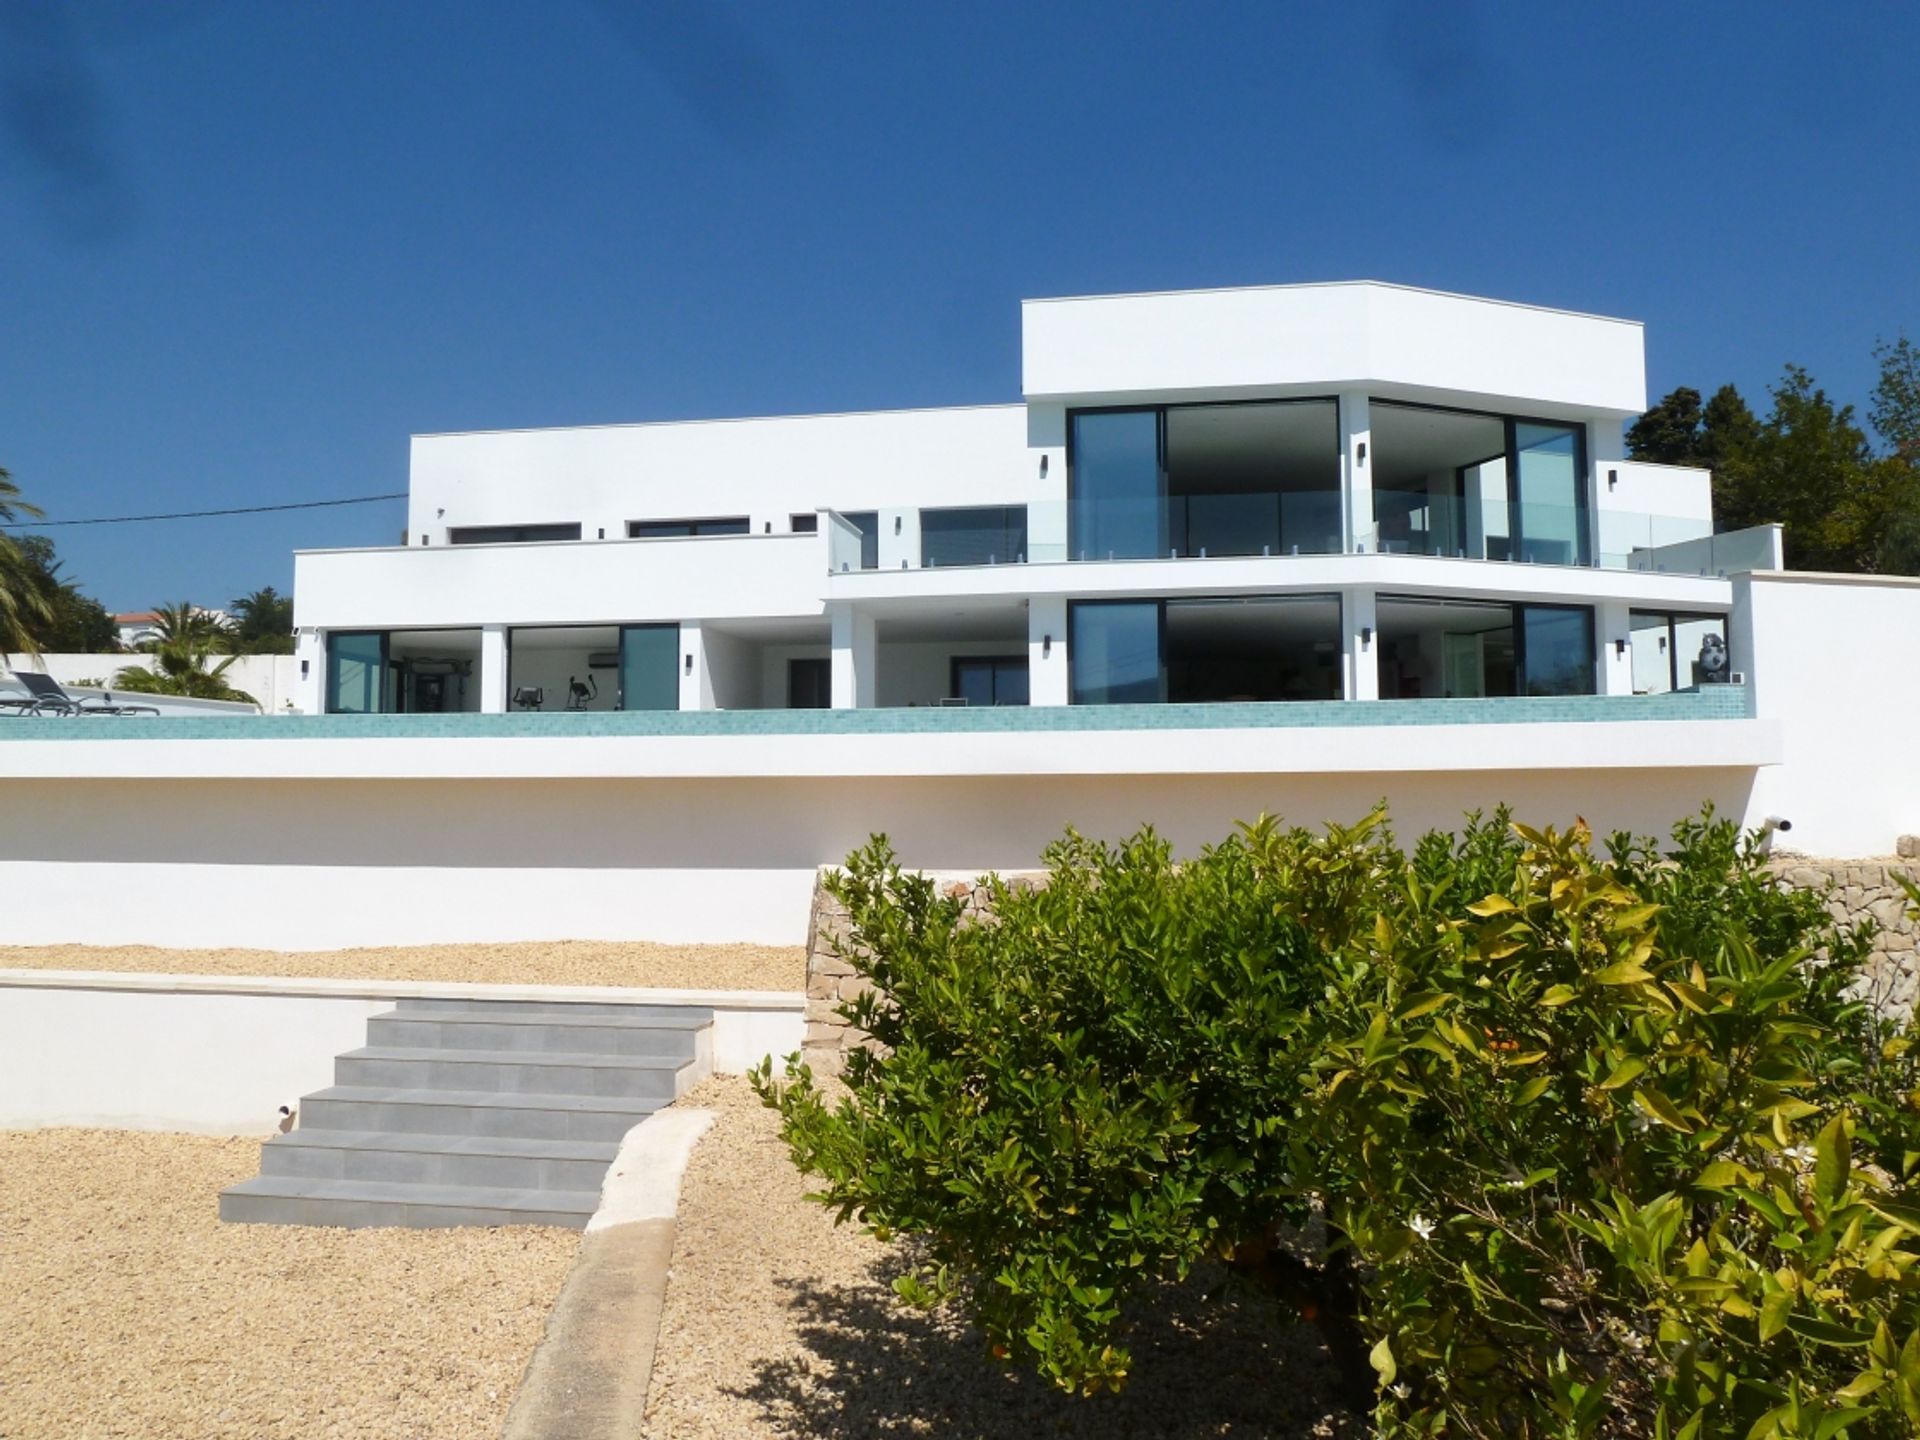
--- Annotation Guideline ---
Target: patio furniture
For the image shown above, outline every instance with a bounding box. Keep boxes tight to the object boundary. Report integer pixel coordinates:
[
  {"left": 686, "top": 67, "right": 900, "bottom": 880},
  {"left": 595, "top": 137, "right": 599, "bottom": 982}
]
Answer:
[{"left": 0, "top": 671, "right": 162, "bottom": 716}]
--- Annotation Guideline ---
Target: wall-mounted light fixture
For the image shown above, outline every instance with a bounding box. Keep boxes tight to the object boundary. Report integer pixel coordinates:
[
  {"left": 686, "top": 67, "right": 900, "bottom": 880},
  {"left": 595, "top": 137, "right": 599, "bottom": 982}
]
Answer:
[
  {"left": 684, "top": 654, "right": 693, "bottom": 675},
  {"left": 1040, "top": 454, "right": 1049, "bottom": 478},
  {"left": 597, "top": 527, "right": 605, "bottom": 539},
  {"left": 1614, "top": 638, "right": 1627, "bottom": 658},
  {"left": 420, "top": 535, "right": 430, "bottom": 546},
  {"left": 1608, "top": 468, "right": 1619, "bottom": 491},
  {"left": 300, "top": 659, "right": 309, "bottom": 679},
  {"left": 1357, "top": 441, "right": 1368, "bottom": 465},
  {"left": 1042, "top": 634, "right": 1052, "bottom": 659},
  {"left": 1361, "top": 626, "right": 1373, "bottom": 646},
  {"left": 436, "top": 507, "right": 445, "bottom": 518},
  {"left": 893, "top": 515, "right": 902, "bottom": 534}
]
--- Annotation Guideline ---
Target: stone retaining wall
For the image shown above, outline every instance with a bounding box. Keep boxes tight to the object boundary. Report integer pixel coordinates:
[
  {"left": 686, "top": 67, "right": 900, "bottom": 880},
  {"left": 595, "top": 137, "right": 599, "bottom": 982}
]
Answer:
[
  {"left": 1770, "top": 855, "right": 1920, "bottom": 1016},
  {"left": 802, "top": 853, "right": 1920, "bottom": 1067}
]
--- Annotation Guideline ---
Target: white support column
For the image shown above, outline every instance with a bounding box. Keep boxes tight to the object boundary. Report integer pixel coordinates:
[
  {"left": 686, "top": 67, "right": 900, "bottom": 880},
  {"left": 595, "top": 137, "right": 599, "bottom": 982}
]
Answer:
[
  {"left": 678, "top": 621, "right": 708, "bottom": 711},
  {"left": 1596, "top": 599, "right": 1635, "bottom": 696},
  {"left": 1345, "top": 587, "right": 1379, "bottom": 701},
  {"left": 1027, "top": 595, "right": 1069, "bottom": 706},
  {"left": 830, "top": 603, "right": 876, "bottom": 710},
  {"left": 479, "top": 625, "right": 509, "bottom": 714},
  {"left": 1340, "top": 392, "right": 1373, "bottom": 554}
]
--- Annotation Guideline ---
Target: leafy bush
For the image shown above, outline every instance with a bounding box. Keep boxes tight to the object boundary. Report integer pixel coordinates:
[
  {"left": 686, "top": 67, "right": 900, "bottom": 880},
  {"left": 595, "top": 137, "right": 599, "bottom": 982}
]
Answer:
[{"left": 755, "top": 810, "right": 1920, "bottom": 1436}]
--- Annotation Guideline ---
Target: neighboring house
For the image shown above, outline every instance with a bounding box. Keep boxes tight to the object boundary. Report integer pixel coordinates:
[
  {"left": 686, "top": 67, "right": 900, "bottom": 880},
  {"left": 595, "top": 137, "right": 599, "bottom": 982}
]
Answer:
[
  {"left": 6, "top": 282, "right": 1918, "bottom": 952},
  {"left": 114, "top": 606, "right": 232, "bottom": 650},
  {"left": 113, "top": 611, "right": 162, "bottom": 649}
]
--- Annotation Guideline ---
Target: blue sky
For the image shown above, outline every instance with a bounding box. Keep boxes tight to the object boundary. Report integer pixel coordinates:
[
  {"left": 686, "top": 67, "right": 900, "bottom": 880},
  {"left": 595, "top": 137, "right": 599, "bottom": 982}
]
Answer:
[{"left": 1, "top": 1, "right": 1914, "bottom": 613}]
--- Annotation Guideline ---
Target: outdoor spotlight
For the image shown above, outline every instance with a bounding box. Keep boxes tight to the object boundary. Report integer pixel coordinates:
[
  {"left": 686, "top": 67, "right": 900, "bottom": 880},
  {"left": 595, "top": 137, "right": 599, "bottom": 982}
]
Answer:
[
  {"left": 684, "top": 654, "right": 693, "bottom": 675},
  {"left": 1615, "top": 638, "right": 1627, "bottom": 657},
  {"left": 1608, "top": 469, "right": 1619, "bottom": 490},
  {"left": 1357, "top": 441, "right": 1367, "bottom": 464},
  {"left": 894, "top": 515, "right": 902, "bottom": 533},
  {"left": 1040, "top": 454, "right": 1049, "bottom": 477},
  {"left": 1042, "top": 634, "right": 1052, "bottom": 658},
  {"left": 1361, "top": 626, "right": 1373, "bottom": 646}
]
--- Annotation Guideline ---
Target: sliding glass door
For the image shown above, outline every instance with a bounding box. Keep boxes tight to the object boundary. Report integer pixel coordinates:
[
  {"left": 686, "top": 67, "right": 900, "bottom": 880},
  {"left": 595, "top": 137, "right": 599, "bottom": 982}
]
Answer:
[
  {"left": 1511, "top": 422, "right": 1589, "bottom": 566},
  {"left": 1070, "top": 410, "right": 1163, "bottom": 561},
  {"left": 325, "top": 631, "right": 388, "bottom": 713},
  {"left": 1069, "top": 601, "right": 1163, "bottom": 703},
  {"left": 617, "top": 624, "right": 679, "bottom": 711}
]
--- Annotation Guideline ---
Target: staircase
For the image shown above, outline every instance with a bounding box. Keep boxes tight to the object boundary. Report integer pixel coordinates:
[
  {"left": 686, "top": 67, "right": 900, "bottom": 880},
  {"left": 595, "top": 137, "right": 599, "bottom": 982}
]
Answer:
[{"left": 219, "top": 998, "right": 713, "bottom": 1229}]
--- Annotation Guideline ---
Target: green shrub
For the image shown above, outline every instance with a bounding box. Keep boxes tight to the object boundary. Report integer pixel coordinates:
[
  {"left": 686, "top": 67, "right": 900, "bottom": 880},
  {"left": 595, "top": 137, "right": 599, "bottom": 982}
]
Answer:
[{"left": 754, "top": 810, "right": 1920, "bottom": 1437}]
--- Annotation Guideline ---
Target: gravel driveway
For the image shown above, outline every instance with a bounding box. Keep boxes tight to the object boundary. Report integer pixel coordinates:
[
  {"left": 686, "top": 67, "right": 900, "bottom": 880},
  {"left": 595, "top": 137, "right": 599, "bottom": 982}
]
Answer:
[
  {"left": 645, "top": 1076, "right": 1360, "bottom": 1439},
  {"left": 0, "top": 1129, "right": 576, "bottom": 1439}
]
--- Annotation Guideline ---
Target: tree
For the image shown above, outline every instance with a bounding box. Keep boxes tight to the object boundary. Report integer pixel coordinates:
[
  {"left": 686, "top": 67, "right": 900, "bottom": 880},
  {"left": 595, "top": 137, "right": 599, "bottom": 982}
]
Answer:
[
  {"left": 758, "top": 814, "right": 1920, "bottom": 1435},
  {"left": 0, "top": 466, "right": 53, "bottom": 662},
  {"left": 12, "top": 535, "right": 118, "bottom": 652},
  {"left": 1625, "top": 384, "right": 1758, "bottom": 472},
  {"left": 1872, "top": 335, "right": 1920, "bottom": 461},
  {"left": 226, "top": 586, "right": 295, "bottom": 654},
  {"left": 113, "top": 600, "right": 255, "bottom": 703}
]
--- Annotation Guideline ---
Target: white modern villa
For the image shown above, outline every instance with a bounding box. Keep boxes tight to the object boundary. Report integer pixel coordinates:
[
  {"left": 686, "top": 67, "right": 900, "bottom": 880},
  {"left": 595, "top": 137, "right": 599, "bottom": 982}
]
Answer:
[{"left": 5, "top": 282, "right": 1918, "bottom": 950}]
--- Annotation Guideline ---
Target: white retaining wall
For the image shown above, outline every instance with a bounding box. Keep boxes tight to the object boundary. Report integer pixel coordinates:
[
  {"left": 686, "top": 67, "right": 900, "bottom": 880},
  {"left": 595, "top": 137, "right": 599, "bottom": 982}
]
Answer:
[{"left": 0, "top": 972, "right": 803, "bottom": 1135}]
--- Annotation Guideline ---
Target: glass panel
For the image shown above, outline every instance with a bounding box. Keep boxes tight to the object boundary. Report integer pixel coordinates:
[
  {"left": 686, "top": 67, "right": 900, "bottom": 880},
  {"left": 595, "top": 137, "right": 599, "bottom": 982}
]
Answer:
[
  {"left": 448, "top": 523, "right": 581, "bottom": 545},
  {"left": 325, "top": 632, "right": 386, "bottom": 713},
  {"left": 1519, "top": 605, "right": 1594, "bottom": 696},
  {"left": 1513, "top": 423, "right": 1586, "bottom": 566},
  {"left": 1165, "top": 401, "right": 1340, "bottom": 556},
  {"left": 1070, "top": 601, "right": 1162, "bottom": 704},
  {"left": 922, "top": 506, "right": 1028, "bottom": 566},
  {"left": 994, "top": 658, "right": 1030, "bottom": 706},
  {"left": 1371, "top": 403, "right": 1505, "bottom": 557},
  {"left": 1165, "top": 594, "right": 1342, "bottom": 702},
  {"left": 952, "top": 659, "right": 996, "bottom": 707},
  {"left": 1376, "top": 596, "right": 1515, "bottom": 699},
  {"left": 843, "top": 511, "right": 881, "bottom": 570},
  {"left": 1630, "top": 610, "right": 1674, "bottom": 695},
  {"left": 1070, "top": 411, "right": 1162, "bottom": 560},
  {"left": 618, "top": 624, "right": 679, "bottom": 711},
  {"left": 1672, "top": 615, "right": 1733, "bottom": 687},
  {"left": 628, "top": 517, "right": 748, "bottom": 538},
  {"left": 787, "top": 657, "right": 830, "bottom": 708}
]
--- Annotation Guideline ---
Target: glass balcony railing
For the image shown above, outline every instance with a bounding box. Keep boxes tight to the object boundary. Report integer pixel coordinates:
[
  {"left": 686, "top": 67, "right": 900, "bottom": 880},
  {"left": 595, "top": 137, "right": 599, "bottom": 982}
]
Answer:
[{"left": 823, "top": 502, "right": 1781, "bottom": 577}]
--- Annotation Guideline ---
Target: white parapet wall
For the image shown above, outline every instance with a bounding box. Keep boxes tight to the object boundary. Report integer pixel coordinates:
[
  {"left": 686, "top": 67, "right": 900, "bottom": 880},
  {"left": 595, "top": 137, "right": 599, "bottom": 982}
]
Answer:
[{"left": 0, "top": 971, "right": 804, "bottom": 1135}]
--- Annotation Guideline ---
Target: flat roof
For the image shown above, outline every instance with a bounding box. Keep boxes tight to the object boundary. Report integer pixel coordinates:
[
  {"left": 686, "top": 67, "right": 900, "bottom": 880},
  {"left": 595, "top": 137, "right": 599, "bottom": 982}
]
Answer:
[
  {"left": 412, "top": 401, "right": 1023, "bottom": 442},
  {"left": 1021, "top": 279, "right": 1643, "bottom": 329}
]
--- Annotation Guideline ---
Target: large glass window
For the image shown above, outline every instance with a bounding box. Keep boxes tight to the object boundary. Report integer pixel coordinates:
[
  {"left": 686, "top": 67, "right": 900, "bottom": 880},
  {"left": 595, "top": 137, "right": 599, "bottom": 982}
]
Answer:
[
  {"left": 1165, "top": 594, "right": 1343, "bottom": 702},
  {"left": 1370, "top": 404, "right": 1590, "bottom": 566},
  {"left": 447, "top": 522, "right": 581, "bottom": 545},
  {"left": 1512, "top": 423, "right": 1588, "bottom": 566},
  {"left": 1377, "top": 596, "right": 1593, "bottom": 698},
  {"left": 1166, "top": 401, "right": 1341, "bottom": 557},
  {"left": 1069, "top": 601, "right": 1163, "bottom": 704},
  {"left": 1070, "top": 410, "right": 1162, "bottom": 561},
  {"left": 1070, "top": 595, "right": 1343, "bottom": 704},
  {"left": 617, "top": 624, "right": 679, "bottom": 711},
  {"left": 951, "top": 655, "right": 1030, "bottom": 706},
  {"left": 922, "top": 506, "right": 1028, "bottom": 567},
  {"left": 325, "top": 632, "right": 387, "bottom": 713},
  {"left": 1069, "top": 402, "right": 1341, "bottom": 562},
  {"left": 1630, "top": 611, "right": 1733, "bottom": 693},
  {"left": 844, "top": 511, "right": 881, "bottom": 570}
]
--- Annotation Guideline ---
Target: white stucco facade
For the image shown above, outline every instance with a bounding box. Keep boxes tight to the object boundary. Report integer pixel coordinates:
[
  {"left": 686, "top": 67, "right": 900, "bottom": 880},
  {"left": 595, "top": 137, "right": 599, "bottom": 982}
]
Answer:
[{"left": 3, "top": 281, "right": 1914, "bottom": 955}]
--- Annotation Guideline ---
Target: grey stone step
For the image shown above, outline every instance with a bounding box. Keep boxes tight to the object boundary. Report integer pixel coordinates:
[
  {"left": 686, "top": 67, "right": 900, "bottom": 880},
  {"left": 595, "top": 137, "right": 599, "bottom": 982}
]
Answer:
[
  {"left": 220, "top": 1175, "right": 600, "bottom": 1229},
  {"left": 335, "top": 1046, "right": 687, "bottom": 1100},
  {"left": 367, "top": 1010, "right": 704, "bottom": 1058},
  {"left": 393, "top": 1006, "right": 718, "bottom": 1029},
  {"left": 258, "top": 1129, "right": 618, "bottom": 1191},
  {"left": 298, "top": 1086, "right": 663, "bottom": 1143}
]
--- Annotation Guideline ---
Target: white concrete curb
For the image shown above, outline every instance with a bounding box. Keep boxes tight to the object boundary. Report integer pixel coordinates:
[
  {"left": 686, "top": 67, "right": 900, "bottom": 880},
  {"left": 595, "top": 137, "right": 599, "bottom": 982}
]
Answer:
[{"left": 588, "top": 1108, "right": 716, "bottom": 1234}]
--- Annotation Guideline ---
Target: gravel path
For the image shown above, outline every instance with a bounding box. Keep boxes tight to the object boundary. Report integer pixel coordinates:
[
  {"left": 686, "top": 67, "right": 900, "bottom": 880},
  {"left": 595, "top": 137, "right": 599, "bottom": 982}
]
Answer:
[
  {"left": 0, "top": 940, "right": 805, "bottom": 992},
  {"left": 646, "top": 1075, "right": 1360, "bottom": 1439},
  {"left": 0, "top": 1129, "right": 577, "bottom": 1440}
]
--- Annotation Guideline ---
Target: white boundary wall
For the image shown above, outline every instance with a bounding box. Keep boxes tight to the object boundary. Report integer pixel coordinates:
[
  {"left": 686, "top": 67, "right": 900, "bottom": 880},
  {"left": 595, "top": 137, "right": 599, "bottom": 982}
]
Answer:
[{"left": 0, "top": 972, "right": 803, "bottom": 1135}]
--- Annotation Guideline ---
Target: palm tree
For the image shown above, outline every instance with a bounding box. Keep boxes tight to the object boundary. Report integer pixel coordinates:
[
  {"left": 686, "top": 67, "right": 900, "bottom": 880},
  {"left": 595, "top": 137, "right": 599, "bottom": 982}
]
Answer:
[
  {"left": 0, "top": 466, "right": 52, "bottom": 663},
  {"left": 113, "top": 599, "right": 256, "bottom": 704},
  {"left": 227, "top": 585, "right": 295, "bottom": 654}
]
